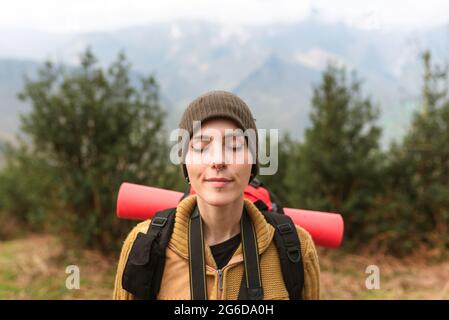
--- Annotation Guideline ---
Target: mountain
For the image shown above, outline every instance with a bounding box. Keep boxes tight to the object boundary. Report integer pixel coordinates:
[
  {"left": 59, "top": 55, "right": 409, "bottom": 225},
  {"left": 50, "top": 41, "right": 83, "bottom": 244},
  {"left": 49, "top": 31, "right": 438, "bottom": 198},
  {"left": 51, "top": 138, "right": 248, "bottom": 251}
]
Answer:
[
  {"left": 233, "top": 53, "right": 320, "bottom": 139},
  {"left": 1, "top": 18, "right": 447, "bottom": 147}
]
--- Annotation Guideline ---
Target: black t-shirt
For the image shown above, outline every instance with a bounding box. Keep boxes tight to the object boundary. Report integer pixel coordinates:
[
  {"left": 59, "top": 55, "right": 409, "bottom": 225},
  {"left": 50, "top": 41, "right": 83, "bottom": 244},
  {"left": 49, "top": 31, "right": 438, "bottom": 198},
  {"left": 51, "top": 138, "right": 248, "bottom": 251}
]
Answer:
[{"left": 209, "top": 233, "right": 241, "bottom": 269}]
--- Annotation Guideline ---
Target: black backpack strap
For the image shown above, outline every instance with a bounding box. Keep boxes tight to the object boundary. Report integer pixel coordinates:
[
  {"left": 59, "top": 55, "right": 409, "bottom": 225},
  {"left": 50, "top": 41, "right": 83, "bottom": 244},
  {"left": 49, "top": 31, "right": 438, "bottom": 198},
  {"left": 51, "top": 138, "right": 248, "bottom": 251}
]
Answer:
[
  {"left": 253, "top": 199, "right": 269, "bottom": 212},
  {"left": 261, "top": 211, "right": 304, "bottom": 300},
  {"left": 122, "top": 207, "right": 176, "bottom": 299},
  {"left": 267, "top": 190, "right": 285, "bottom": 214},
  {"left": 180, "top": 187, "right": 191, "bottom": 201}
]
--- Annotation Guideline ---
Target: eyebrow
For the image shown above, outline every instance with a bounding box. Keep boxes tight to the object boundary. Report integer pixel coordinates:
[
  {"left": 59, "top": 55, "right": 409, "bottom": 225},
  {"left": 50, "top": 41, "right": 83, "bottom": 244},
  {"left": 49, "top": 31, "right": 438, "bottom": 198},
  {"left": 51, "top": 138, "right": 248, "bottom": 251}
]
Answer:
[{"left": 192, "top": 132, "right": 244, "bottom": 140}]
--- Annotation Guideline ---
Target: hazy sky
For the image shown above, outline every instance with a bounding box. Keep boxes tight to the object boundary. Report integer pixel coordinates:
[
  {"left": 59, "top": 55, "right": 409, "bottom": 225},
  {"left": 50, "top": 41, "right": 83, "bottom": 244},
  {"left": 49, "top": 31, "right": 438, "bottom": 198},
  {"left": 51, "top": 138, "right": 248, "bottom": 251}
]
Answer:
[{"left": 1, "top": 0, "right": 449, "bottom": 33}]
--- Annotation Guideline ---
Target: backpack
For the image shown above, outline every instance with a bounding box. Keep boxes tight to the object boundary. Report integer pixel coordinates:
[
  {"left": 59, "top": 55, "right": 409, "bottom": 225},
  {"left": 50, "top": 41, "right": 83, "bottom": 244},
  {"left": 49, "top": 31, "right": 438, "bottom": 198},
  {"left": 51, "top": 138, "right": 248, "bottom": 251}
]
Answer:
[{"left": 122, "top": 178, "right": 304, "bottom": 300}]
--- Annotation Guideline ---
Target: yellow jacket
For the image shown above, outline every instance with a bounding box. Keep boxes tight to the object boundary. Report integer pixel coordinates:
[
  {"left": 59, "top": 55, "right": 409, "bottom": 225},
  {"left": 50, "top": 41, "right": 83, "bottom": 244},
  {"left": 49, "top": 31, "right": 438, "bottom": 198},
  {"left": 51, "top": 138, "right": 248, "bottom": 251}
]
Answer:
[{"left": 113, "top": 194, "right": 320, "bottom": 300}]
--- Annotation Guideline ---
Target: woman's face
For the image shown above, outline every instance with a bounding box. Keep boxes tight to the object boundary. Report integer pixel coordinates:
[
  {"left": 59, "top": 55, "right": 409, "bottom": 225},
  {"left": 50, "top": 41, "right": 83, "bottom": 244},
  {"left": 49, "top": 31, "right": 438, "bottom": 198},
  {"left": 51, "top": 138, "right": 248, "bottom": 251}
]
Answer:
[{"left": 185, "top": 118, "right": 253, "bottom": 207}]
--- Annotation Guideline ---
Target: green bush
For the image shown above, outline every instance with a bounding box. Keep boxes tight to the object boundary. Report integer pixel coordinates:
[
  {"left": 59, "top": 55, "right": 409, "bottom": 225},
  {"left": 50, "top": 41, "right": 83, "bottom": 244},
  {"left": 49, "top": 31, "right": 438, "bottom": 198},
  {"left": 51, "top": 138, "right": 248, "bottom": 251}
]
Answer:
[{"left": 0, "top": 48, "right": 182, "bottom": 253}]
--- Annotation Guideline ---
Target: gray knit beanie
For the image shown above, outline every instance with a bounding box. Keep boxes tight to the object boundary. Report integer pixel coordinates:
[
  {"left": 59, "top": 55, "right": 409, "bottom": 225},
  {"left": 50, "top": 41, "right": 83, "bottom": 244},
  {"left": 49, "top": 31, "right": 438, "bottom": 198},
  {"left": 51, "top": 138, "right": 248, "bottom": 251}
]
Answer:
[{"left": 178, "top": 90, "right": 259, "bottom": 183}]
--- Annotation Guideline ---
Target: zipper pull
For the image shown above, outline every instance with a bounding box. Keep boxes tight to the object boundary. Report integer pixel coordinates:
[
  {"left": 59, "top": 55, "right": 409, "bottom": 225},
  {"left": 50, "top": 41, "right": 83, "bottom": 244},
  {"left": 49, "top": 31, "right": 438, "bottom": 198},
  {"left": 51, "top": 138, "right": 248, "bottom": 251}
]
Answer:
[{"left": 217, "top": 269, "right": 223, "bottom": 291}]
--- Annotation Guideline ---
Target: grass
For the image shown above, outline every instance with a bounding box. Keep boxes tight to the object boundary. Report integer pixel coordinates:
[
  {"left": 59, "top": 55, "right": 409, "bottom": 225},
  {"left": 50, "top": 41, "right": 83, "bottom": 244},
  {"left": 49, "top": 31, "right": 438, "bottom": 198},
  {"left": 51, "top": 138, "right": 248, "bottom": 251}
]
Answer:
[
  {"left": 0, "top": 234, "right": 116, "bottom": 299},
  {"left": 1, "top": 234, "right": 449, "bottom": 299},
  {"left": 318, "top": 247, "right": 449, "bottom": 299}
]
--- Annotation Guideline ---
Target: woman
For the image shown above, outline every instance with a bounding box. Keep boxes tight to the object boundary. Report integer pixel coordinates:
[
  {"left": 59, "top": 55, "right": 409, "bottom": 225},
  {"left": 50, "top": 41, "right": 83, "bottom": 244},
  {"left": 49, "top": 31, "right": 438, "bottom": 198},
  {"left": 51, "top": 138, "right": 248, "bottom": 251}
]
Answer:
[{"left": 113, "top": 90, "right": 320, "bottom": 300}]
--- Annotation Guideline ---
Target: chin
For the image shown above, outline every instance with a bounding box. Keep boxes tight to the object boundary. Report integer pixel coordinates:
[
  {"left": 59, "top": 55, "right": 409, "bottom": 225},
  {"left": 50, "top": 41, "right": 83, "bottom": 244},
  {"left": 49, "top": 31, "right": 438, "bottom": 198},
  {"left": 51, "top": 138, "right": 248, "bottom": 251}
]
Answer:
[{"left": 198, "top": 190, "right": 238, "bottom": 207}]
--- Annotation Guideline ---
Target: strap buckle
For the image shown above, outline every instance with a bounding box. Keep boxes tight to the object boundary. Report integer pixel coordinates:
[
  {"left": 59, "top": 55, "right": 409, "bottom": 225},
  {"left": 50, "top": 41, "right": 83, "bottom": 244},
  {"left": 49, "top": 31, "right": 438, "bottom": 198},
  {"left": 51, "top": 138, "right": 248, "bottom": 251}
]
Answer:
[
  {"left": 287, "top": 247, "right": 301, "bottom": 263},
  {"left": 277, "top": 222, "right": 293, "bottom": 235},
  {"left": 152, "top": 217, "right": 168, "bottom": 228},
  {"left": 250, "top": 178, "right": 262, "bottom": 187},
  {"left": 247, "top": 287, "right": 264, "bottom": 300}
]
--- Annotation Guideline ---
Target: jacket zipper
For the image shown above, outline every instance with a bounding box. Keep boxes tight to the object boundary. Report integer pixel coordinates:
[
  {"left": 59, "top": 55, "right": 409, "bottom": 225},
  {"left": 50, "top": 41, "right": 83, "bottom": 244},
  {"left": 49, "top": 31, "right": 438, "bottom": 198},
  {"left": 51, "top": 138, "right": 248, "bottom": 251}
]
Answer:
[
  {"left": 207, "top": 261, "right": 242, "bottom": 300},
  {"left": 217, "top": 269, "right": 223, "bottom": 299}
]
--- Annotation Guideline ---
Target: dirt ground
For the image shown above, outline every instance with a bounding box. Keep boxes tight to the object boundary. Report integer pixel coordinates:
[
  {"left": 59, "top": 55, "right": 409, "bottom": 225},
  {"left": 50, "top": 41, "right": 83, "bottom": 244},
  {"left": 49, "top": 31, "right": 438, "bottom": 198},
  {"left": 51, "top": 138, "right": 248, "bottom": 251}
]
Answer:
[{"left": 1, "top": 234, "right": 448, "bottom": 299}]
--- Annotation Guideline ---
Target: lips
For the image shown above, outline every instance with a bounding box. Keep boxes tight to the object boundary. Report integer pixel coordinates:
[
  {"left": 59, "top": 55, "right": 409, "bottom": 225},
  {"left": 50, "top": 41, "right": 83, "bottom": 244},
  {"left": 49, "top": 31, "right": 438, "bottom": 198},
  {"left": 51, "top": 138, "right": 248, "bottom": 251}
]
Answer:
[
  {"left": 205, "top": 178, "right": 232, "bottom": 182},
  {"left": 205, "top": 177, "right": 233, "bottom": 187}
]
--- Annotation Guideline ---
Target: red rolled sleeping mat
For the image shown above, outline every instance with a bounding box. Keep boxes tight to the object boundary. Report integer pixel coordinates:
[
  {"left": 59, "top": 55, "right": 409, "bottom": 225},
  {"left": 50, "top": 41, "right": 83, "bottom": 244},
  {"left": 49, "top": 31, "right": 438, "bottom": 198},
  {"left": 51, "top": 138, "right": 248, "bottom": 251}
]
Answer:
[{"left": 116, "top": 182, "right": 344, "bottom": 248}]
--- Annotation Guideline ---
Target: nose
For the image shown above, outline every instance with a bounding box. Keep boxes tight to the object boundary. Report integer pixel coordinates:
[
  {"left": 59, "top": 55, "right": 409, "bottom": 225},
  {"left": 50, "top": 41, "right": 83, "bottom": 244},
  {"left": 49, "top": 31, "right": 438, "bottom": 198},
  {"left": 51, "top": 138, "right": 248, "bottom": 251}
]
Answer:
[
  {"left": 210, "top": 141, "right": 226, "bottom": 171},
  {"left": 212, "top": 161, "right": 225, "bottom": 172}
]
